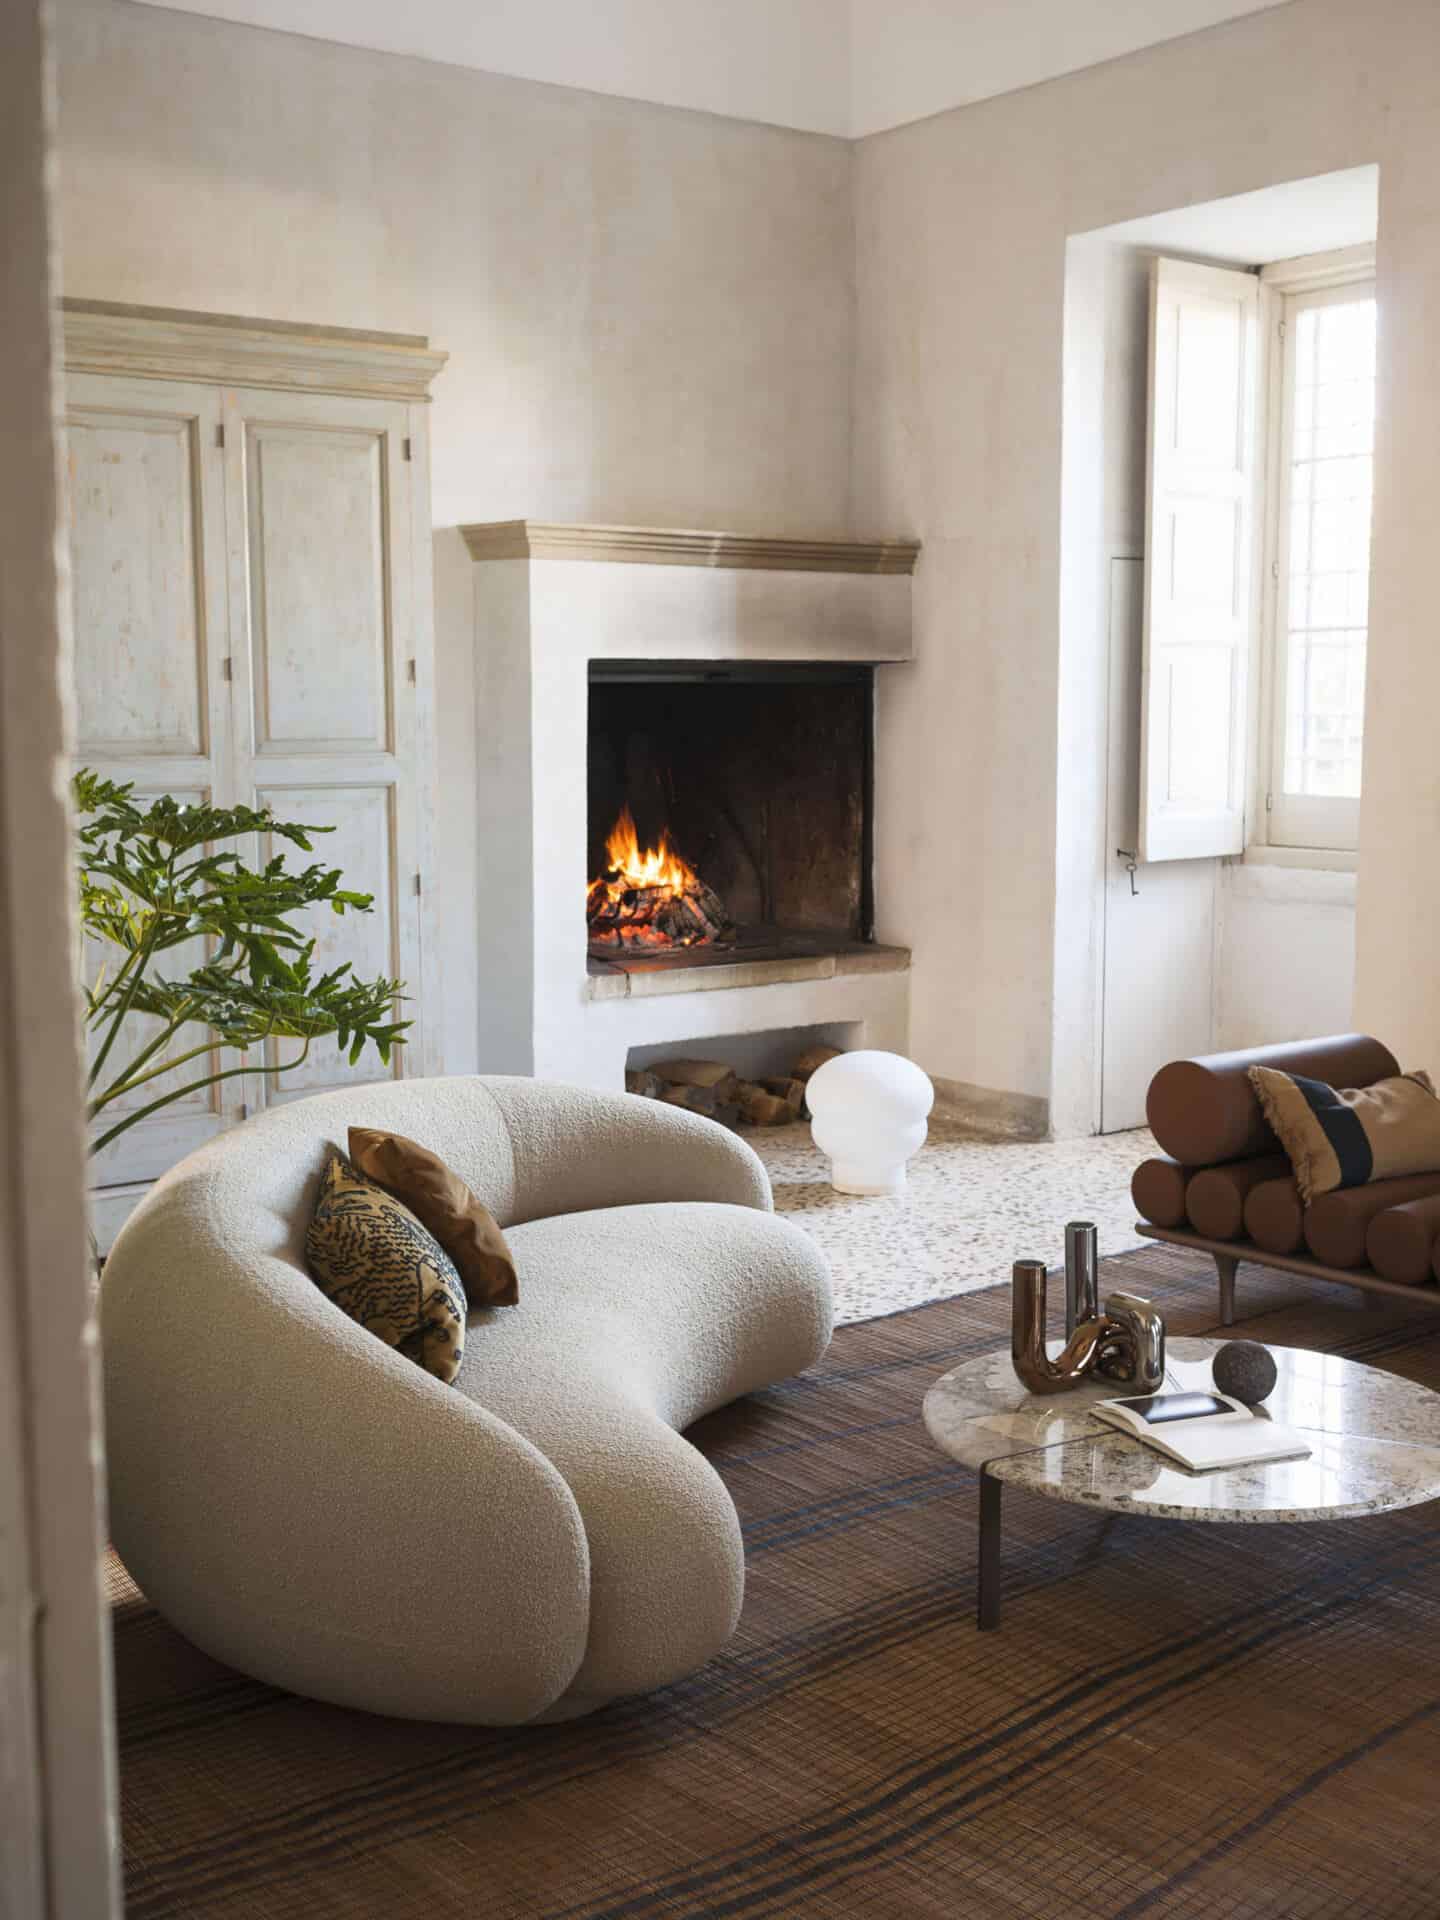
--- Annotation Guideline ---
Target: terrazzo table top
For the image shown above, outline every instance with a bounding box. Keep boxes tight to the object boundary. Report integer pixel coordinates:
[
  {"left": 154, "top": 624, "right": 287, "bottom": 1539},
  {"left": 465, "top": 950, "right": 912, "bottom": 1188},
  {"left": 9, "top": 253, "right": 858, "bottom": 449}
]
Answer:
[{"left": 923, "top": 1338, "right": 1440, "bottom": 1524}]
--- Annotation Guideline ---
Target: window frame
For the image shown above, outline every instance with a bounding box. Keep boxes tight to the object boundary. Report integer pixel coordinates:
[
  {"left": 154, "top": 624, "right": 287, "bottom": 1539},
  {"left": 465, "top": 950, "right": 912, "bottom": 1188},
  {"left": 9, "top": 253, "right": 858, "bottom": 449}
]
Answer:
[{"left": 1253, "top": 243, "right": 1376, "bottom": 859}]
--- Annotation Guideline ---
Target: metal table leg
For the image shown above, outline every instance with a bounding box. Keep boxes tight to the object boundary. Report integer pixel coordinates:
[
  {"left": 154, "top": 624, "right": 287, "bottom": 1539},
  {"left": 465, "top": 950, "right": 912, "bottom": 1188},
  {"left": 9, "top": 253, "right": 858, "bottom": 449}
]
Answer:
[{"left": 977, "top": 1467, "right": 1002, "bottom": 1631}]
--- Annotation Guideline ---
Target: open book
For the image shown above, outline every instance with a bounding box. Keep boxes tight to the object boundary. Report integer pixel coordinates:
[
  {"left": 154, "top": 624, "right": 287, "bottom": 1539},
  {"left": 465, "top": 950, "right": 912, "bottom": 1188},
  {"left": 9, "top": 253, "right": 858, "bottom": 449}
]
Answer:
[{"left": 1091, "top": 1390, "right": 1312, "bottom": 1472}]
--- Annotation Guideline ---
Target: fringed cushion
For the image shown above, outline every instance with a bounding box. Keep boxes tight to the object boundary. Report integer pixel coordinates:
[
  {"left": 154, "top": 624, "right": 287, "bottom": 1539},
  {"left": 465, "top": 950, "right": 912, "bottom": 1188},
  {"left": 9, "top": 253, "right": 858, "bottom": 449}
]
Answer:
[{"left": 1248, "top": 1066, "right": 1440, "bottom": 1206}]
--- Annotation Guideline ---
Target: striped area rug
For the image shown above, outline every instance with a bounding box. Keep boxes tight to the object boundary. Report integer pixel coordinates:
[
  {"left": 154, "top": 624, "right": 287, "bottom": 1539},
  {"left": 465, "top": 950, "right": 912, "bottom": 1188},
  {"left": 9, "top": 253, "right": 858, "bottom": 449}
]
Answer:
[{"left": 111, "top": 1248, "right": 1440, "bottom": 1918}]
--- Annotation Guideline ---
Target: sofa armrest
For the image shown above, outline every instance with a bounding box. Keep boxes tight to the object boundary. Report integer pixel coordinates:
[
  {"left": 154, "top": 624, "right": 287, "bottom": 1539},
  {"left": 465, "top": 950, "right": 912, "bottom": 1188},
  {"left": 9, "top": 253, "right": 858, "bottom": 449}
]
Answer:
[
  {"left": 477, "top": 1076, "right": 773, "bottom": 1225},
  {"left": 102, "top": 1212, "right": 590, "bottom": 1725}
]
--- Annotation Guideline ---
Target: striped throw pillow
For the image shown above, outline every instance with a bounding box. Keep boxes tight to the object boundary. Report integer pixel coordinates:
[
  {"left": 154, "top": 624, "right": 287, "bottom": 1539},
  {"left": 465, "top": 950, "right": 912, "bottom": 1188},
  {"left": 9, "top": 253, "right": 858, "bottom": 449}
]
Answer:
[{"left": 1249, "top": 1067, "right": 1440, "bottom": 1206}]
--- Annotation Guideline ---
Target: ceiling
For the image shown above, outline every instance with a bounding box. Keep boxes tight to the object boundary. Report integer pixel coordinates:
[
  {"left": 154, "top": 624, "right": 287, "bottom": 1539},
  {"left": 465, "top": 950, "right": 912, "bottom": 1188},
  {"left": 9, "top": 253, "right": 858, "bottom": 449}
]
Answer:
[{"left": 130, "top": 0, "right": 1295, "bottom": 138}]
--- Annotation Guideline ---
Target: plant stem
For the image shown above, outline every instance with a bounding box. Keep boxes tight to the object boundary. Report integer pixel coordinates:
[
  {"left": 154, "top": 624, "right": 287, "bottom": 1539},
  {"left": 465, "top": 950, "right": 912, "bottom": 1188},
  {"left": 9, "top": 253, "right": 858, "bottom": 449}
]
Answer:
[
  {"left": 89, "top": 1041, "right": 310, "bottom": 1157},
  {"left": 86, "top": 922, "right": 158, "bottom": 1089}
]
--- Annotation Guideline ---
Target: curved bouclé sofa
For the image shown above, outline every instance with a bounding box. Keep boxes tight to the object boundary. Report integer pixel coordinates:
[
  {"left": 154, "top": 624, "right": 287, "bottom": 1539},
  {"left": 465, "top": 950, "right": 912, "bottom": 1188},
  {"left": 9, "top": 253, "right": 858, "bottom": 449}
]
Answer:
[{"left": 100, "top": 1076, "right": 833, "bottom": 1724}]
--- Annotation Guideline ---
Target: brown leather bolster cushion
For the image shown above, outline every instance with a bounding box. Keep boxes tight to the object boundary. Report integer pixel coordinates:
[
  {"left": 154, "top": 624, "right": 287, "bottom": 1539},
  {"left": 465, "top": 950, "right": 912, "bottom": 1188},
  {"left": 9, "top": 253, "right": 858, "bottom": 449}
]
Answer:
[
  {"left": 1367, "top": 1193, "right": 1440, "bottom": 1286},
  {"left": 1304, "top": 1171, "right": 1440, "bottom": 1270},
  {"left": 1185, "top": 1154, "right": 1292, "bottom": 1242},
  {"left": 1131, "top": 1156, "right": 1193, "bottom": 1228},
  {"left": 1244, "top": 1176, "right": 1306, "bottom": 1254},
  {"left": 1146, "top": 1034, "right": 1399, "bottom": 1167}
]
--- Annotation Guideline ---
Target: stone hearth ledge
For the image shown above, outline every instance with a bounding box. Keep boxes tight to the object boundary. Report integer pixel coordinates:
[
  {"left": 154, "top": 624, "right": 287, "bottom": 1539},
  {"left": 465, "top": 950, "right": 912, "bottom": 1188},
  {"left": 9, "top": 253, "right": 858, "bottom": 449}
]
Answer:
[{"left": 587, "top": 942, "right": 910, "bottom": 1001}]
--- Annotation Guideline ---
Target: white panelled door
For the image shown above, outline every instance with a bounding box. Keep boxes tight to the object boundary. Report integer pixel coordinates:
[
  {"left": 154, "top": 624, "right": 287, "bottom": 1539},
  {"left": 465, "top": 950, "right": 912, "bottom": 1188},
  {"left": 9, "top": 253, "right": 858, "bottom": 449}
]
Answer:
[
  {"left": 223, "top": 387, "right": 426, "bottom": 1107},
  {"left": 65, "top": 374, "right": 241, "bottom": 1185},
  {"left": 1140, "top": 257, "right": 1262, "bottom": 863}
]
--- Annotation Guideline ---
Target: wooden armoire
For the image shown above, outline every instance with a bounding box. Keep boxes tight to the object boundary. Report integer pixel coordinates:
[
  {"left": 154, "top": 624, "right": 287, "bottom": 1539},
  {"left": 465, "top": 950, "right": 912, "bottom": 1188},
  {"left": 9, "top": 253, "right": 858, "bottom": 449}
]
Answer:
[{"left": 61, "top": 302, "right": 447, "bottom": 1245}]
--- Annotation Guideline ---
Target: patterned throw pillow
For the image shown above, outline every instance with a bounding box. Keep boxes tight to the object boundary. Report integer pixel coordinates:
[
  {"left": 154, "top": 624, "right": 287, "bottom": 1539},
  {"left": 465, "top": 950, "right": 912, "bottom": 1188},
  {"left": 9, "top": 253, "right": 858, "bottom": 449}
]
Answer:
[
  {"left": 1249, "top": 1067, "right": 1440, "bottom": 1206},
  {"left": 305, "top": 1152, "right": 468, "bottom": 1383}
]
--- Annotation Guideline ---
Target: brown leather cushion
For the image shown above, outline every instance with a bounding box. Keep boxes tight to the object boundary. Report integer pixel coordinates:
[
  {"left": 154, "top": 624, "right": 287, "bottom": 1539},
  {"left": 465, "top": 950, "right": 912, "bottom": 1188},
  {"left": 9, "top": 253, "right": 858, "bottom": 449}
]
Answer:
[
  {"left": 1243, "top": 1176, "right": 1305, "bottom": 1254},
  {"left": 1367, "top": 1194, "right": 1440, "bottom": 1285},
  {"left": 1146, "top": 1034, "right": 1399, "bottom": 1166},
  {"left": 1131, "top": 1157, "right": 1193, "bottom": 1228},
  {"left": 349, "top": 1126, "right": 519, "bottom": 1307},
  {"left": 1184, "top": 1154, "right": 1292, "bottom": 1242},
  {"left": 1303, "top": 1171, "right": 1440, "bottom": 1270}
]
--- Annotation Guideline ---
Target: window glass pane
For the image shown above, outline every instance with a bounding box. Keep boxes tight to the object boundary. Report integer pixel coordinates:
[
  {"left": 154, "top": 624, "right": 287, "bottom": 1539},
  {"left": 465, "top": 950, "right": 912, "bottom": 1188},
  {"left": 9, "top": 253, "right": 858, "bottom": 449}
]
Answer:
[{"left": 1281, "top": 294, "right": 1375, "bottom": 802}]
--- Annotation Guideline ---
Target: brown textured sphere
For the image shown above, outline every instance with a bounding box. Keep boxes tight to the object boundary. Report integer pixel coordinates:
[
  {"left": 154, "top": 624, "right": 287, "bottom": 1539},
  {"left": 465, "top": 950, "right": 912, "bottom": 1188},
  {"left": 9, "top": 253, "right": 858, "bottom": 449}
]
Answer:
[{"left": 1213, "top": 1340, "right": 1278, "bottom": 1406}]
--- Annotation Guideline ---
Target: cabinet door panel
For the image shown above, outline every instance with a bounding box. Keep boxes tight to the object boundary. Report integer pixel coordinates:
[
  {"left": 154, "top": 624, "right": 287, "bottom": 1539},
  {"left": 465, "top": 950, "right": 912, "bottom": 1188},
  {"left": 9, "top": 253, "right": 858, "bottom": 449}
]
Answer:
[
  {"left": 68, "top": 407, "right": 208, "bottom": 756},
  {"left": 256, "top": 782, "right": 403, "bottom": 1101},
  {"left": 65, "top": 375, "right": 237, "bottom": 1190},
  {"left": 247, "top": 422, "right": 391, "bottom": 754},
  {"left": 227, "top": 386, "right": 429, "bottom": 1092}
]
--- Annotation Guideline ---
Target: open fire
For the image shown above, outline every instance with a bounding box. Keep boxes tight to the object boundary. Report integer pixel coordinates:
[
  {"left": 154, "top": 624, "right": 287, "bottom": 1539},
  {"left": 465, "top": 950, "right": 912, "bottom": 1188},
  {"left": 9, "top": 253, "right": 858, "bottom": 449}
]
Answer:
[{"left": 586, "top": 806, "right": 733, "bottom": 950}]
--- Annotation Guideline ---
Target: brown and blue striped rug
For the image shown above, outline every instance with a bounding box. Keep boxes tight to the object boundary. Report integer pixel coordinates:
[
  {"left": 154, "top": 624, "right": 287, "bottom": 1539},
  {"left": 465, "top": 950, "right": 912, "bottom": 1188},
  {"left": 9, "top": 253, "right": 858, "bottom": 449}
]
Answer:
[{"left": 111, "top": 1248, "right": 1440, "bottom": 1918}]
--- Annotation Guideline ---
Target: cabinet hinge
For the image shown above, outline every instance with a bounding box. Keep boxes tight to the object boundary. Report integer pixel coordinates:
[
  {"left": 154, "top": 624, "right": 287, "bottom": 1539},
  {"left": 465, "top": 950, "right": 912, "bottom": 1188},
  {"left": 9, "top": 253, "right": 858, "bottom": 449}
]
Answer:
[
  {"left": 1278, "top": 318, "right": 1287, "bottom": 341},
  {"left": 216, "top": 422, "right": 226, "bottom": 449},
  {"left": 222, "top": 655, "right": 233, "bottom": 681},
  {"left": 1265, "top": 792, "right": 1274, "bottom": 813},
  {"left": 414, "top": 872, "right": 422, "bottom": 897},
  {"left": 407, "top": 657, "right": 417, "bottom": 684},
  {"left": 402, "top": 437, "right": 413, "bottom": 462},
  {"left": 1271, "top": 558, "right": 1279, "bottom": 582}
]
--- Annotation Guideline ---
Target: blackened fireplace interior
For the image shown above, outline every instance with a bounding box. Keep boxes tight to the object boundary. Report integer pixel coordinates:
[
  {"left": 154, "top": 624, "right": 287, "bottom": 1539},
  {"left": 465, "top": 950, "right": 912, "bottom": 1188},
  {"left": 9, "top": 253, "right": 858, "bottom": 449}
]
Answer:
[{"left": 587, "top": 661, "right": 874, "bottom": 964}]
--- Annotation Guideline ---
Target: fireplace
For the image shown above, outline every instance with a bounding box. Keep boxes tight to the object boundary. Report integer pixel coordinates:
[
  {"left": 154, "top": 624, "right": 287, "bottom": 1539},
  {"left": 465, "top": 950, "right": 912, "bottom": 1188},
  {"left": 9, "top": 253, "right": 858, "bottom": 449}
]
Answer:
[
  {"left": 462, "top": 518, "right": 914, "bottom": 1090},
  {"left": 587, "top": 662, "right": 873, "bottom": 968}
]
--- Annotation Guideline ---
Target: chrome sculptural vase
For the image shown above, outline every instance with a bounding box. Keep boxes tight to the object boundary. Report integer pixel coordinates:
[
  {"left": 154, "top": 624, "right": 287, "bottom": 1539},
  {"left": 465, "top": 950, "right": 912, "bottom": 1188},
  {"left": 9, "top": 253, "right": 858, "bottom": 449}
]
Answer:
[{"left": 1011, "top": 1245, "right": 1166, "bottom": 1396}]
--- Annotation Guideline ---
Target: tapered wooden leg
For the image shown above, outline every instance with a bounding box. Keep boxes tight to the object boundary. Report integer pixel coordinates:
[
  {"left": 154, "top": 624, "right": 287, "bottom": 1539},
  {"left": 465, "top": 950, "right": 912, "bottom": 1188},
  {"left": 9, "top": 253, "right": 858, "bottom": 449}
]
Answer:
[
  {"left": 1215, "top": 1253, "right": 1238, "bottom": 1328},
  {"left": 977, "top": 1469, "right": 1002, "bottom": 1631}
]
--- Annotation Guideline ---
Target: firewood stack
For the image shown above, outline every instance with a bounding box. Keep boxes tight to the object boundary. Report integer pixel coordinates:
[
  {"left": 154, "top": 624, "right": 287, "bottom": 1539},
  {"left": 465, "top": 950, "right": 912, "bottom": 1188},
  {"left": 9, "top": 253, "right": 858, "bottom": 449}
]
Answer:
[
  {"left": 625, "top": 1045, "right": 842, "bottom": 1131},
  {"left": 586, "top": 873, "right": 733, "bottom": 949}
]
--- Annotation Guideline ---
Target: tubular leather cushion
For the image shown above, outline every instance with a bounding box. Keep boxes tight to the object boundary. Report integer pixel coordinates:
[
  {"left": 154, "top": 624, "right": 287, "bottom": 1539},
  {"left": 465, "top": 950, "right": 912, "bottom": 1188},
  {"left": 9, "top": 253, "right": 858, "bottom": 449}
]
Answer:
[
  {"left": 1146, "top": 1035, "right": 1399, "bottom": 1167},
  {"left": 1185, "top": 1154, "right": 1292, "bottom": 1242},
  {"left": 1131, "top": 1157, "right": 1193, "bottom": 1228},
  {"left": 1367, "top": 1194, "right": 1440, "bottom": 1286},
  {"left": 1243, "top": 1176, "right": 1306, "bottom": 1255},
  {"left": 1304, "top": 1171, "right": 1440, "bottom": 1270}
]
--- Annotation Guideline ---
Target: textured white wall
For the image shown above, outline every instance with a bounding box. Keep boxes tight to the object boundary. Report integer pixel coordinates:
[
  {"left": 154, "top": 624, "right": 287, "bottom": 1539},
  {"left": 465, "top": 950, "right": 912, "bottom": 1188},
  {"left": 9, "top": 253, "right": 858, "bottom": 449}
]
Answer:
[
  {"left": 1215, "top": 865, "right": 1356, "bottom": 1052},
  {"left": 54, "top": 0, "right": 856, "bottom": 1077},
  {"left": 855, "top": 0, "right": 1440, "bottom": 1115}
]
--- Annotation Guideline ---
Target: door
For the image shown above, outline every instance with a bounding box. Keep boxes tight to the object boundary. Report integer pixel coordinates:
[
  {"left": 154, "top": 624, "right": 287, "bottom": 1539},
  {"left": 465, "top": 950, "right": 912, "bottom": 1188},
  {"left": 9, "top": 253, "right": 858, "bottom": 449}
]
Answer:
[
  {"left": 1101, "top": 557, "right": 1218, "bottom": 1131},
  {"left": 222, "top": 386, "right": 428, "bottom": 1106},
  {"left": 64, "top": 373, "right": 241, "bottom": 1185}
]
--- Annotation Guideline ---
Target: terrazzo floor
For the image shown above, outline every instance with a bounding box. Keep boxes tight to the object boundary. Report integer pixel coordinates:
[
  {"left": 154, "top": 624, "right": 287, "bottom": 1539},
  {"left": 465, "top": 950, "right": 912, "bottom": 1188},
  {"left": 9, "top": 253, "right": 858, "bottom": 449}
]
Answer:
[{"left": 751, "top": 1117, "right": 1155, "bottom": 1325}]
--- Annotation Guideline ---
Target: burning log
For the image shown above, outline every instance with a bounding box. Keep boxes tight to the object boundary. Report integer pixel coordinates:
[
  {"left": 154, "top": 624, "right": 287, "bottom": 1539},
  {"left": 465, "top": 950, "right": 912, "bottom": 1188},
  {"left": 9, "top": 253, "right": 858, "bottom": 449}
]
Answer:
[{"left": 587, "top": 805, "right": 734, "bottom": 951}]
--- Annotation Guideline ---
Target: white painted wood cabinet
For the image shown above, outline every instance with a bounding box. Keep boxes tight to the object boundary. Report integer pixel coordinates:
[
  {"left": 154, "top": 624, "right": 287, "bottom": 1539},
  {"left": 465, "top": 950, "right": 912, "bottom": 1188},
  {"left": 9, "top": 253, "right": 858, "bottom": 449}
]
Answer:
[{"left": 62, "top": 304, "right": 447, "bottom": 1237}]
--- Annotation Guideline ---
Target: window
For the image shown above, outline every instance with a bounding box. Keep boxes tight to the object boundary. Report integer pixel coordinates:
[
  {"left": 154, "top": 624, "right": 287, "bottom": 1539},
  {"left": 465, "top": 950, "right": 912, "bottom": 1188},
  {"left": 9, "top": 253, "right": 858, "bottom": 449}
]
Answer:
[{"left": 1259, "top": 250, "right": 1376, "bottom": 853}]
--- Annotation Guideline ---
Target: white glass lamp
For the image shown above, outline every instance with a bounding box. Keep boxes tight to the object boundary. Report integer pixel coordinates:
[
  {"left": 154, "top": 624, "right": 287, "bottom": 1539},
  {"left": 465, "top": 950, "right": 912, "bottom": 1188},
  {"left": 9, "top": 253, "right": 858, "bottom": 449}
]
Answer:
[{"left": 807, "top": 1050, "right": 934, "bottom": 1196}]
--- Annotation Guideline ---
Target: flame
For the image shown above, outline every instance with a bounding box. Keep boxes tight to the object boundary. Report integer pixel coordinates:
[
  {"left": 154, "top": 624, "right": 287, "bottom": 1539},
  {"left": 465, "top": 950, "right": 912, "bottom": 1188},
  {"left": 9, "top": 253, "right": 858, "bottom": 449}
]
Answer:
[
  {"left": 590, "top": 805, "right": 700, "bottom": 906},
  {"left": 587, "top": 806, "right": 719, "bottom": 948}
]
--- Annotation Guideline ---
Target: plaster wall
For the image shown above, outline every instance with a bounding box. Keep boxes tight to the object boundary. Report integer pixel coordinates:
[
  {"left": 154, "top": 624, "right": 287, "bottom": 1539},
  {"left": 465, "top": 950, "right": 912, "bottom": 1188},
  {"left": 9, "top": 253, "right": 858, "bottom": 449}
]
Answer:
[
  {"left": 52, "top": 0, "right": 857, "bottom": 1080},
  {"left": 855, "top": 0, "right": 1440, "bottom": 1122}
]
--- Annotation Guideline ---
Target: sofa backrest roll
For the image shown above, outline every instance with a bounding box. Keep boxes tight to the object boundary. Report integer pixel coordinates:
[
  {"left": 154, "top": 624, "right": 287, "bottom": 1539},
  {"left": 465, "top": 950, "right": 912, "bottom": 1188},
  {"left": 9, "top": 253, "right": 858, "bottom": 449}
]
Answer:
[{"left": 1145, "top": 1034, "right": 1400, "bottom": 1167}]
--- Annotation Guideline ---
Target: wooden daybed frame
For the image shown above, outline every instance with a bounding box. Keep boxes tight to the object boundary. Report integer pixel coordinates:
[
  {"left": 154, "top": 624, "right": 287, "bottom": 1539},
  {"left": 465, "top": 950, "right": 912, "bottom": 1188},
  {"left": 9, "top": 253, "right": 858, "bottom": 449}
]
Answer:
[{"left": 1138, "top": 1222, "right": 1440, "bottom": 1326}]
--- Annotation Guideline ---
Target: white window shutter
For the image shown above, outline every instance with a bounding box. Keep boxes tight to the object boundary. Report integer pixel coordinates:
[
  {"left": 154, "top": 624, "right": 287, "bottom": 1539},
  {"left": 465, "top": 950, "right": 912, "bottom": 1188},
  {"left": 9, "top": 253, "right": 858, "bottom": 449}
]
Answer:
[{"left": 1139, "top": 256, "right": 1261, "bottom": 861}]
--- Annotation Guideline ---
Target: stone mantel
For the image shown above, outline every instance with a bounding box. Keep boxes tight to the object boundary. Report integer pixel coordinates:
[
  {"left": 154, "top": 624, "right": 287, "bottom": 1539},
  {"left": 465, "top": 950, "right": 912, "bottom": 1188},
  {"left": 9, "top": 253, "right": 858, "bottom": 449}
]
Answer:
[{"left": 461, "top": 520, "right": 920, "bottom": 575}]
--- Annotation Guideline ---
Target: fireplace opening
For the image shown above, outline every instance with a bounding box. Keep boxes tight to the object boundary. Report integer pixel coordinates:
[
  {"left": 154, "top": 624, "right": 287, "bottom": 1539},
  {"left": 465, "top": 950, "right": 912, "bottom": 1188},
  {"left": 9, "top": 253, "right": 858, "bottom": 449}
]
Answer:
[{"left": 587, "top": 662, "right": 873, "bottom": 966}]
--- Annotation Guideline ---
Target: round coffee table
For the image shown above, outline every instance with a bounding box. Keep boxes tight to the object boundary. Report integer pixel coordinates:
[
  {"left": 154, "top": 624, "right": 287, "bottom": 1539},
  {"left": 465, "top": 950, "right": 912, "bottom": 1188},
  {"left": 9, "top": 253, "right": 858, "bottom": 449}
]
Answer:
[{"left": 922, "top": 1337, "right": 1440, "bottom": 1630}]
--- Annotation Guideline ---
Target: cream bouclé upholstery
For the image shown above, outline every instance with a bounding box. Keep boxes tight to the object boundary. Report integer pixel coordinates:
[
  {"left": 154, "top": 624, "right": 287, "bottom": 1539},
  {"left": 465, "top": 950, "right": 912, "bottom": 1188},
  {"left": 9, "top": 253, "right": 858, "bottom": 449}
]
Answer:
[{"left": 100, "top": 1076, "right": 833, "bottom": 1725}]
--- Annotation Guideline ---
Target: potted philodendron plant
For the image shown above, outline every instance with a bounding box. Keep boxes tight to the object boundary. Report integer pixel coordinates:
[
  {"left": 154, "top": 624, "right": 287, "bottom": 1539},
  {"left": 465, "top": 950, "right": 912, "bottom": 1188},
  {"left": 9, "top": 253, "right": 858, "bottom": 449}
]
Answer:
[{"left": 76, "top": 771, "right": 408, "bottom": 1185}]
